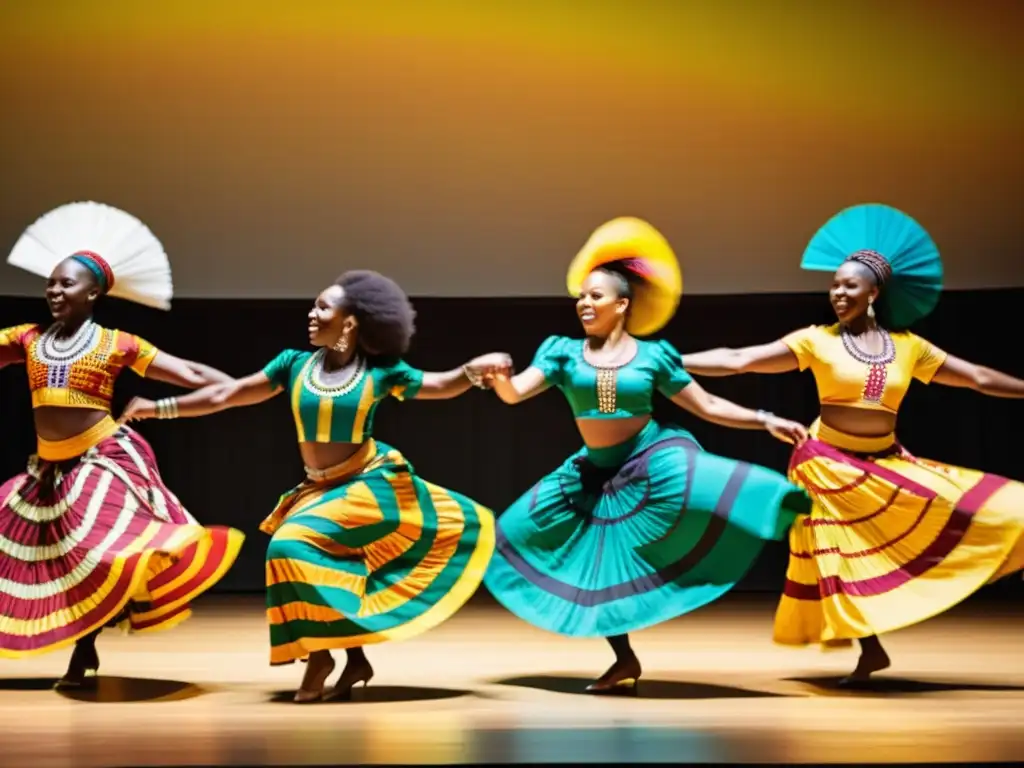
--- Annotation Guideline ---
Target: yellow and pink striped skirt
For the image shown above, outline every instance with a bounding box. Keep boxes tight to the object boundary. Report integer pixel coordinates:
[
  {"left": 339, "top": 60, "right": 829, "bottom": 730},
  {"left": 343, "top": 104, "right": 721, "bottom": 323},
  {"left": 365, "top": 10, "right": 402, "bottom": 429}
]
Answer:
[{"left": 776, "top": 419, "right": 1024, "bottom": 647}]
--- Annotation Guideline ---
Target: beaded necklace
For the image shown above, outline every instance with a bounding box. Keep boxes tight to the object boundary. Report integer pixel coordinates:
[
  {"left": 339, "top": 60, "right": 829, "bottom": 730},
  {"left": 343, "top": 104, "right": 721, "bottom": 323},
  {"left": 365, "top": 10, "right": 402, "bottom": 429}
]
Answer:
[
  {"left": 34, "top": 319, "right": 102, "bottom": 391},
  {"left": 840, "top": 324, "right": 895, "bottom": 404},
  {"left": 302, "top": 348, "right": 366, "bottom": 399}
]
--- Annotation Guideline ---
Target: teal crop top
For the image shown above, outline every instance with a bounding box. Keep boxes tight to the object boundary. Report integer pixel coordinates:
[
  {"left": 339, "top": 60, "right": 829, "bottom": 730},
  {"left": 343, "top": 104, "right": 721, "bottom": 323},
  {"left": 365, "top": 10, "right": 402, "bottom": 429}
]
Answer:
[
  {"left": 530, "top": 335, "right": 692, "bottom": 419},
  {"left": 262, "top": 349, "right": 424, "bottom": 444}
]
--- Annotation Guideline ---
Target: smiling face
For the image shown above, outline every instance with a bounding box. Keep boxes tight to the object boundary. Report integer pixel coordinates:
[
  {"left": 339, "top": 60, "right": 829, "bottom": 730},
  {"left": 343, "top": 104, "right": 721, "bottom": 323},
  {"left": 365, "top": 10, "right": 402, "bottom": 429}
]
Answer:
[
  {"left": 45, "top": 258, "right": 101, "bottom": 324},
  {"left": 307, "top": 284, "right": 356, "bottom": 348},
  {"left": 830, "top": 261, "right": 879, "bottom": 324},
  {"left": 576, "top": 270, "right": 629, "bottom": 337}
]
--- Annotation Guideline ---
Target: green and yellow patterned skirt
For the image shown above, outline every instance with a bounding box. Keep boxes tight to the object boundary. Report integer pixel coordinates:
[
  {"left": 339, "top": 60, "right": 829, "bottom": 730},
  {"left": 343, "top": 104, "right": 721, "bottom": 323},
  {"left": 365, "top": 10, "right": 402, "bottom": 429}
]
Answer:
[{"left": 261, "top": 439, "right": 495, "bottom": 665}]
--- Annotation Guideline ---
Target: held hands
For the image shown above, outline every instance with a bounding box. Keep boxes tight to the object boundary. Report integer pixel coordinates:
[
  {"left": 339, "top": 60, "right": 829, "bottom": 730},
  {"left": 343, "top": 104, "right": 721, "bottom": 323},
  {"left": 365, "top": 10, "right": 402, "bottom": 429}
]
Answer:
[{"left": 464, "top": 352, "right": 514, "bottom": 389}]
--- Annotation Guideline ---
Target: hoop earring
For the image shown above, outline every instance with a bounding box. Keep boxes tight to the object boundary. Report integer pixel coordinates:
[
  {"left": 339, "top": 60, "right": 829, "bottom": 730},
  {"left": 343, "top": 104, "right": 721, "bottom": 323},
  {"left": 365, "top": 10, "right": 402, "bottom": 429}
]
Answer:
[{"left": 332, "top": 334, "right": 349, "bottom": 353}]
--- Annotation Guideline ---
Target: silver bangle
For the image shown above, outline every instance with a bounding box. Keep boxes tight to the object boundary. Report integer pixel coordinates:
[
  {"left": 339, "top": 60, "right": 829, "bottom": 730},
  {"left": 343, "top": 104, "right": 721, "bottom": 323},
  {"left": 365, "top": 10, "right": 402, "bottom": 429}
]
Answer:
[
  {"left": 755, "top": 409, "right": 774, "bottom": 426},
  {"left": 155, "top": 397, "right": 180, "bottom": 419}
]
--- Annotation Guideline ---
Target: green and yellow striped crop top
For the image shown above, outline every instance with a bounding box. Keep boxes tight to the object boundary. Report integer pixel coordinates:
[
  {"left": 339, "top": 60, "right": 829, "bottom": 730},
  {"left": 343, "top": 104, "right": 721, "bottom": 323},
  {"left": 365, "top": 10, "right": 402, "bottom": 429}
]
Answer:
[
  {"left": 530, "top": 335, "right": 692, "bottom": 419},
  {"left": 262, "top": 348, "right": 424, "bottom": 444}
]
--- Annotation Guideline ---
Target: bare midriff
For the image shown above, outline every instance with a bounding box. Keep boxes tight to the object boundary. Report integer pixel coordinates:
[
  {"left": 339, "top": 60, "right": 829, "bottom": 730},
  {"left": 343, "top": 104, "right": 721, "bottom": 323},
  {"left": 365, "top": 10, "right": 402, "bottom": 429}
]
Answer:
[
  {"left": 576, "top": 414, "right": 651, "bottom": 449},
  {"left": 298, "top": 441, "right": 364, "bottom": 471},
  {"left": 34, "top": 407, "right": 110, "bottom": 442},
  {"left": 819, "top": 403, "right": 898, "bottom": 438}
]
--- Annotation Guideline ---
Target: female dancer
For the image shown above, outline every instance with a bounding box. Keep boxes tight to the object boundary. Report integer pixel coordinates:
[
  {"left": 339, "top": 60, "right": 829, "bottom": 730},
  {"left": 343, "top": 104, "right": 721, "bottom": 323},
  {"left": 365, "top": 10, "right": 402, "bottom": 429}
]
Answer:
[
  {"left": 0, "top": 251, "right": 245, "bottom": 689},
  {"left": 120, "top": 269, "right": 509, "bottom": 702},
  {"left": 681, "top": 204, "right": 1024, "bottom": 684},
  {"left": 484, "top": 217, "right": 812, "bottom": 694}
]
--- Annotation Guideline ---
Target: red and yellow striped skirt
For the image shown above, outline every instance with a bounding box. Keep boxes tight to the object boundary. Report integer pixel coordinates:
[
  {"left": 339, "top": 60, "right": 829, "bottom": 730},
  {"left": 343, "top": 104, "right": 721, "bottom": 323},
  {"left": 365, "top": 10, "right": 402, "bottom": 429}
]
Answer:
[
  {"left": 776, "top": 419, "right": 1024, "bottom": 647},
  {"left": 0, "top": 417, "right": 244, "bottom": 657}
]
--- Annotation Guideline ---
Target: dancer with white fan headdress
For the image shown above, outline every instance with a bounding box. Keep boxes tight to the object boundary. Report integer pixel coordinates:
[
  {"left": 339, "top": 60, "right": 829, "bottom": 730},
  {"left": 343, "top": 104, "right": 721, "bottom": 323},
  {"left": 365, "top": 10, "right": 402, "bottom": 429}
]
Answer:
[
  {"left": 681, "top": 203, "right": 1024, "bottom": 685},
  {"left": 0, "top": 202, "right": 245, "bottom": 690}
]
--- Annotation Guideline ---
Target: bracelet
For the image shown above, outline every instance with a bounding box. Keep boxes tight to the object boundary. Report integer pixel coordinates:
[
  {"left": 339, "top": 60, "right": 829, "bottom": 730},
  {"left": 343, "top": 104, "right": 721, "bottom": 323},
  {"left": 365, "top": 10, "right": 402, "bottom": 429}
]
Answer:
[
  {"left": 755, "top": 409, "right": 775, "bottom": 426},
  {"left": 462, "top": 364, "right": 488, "bottom": 389},
  {"left": 155, "top": 397, "right": 180, "bottom": 419}
]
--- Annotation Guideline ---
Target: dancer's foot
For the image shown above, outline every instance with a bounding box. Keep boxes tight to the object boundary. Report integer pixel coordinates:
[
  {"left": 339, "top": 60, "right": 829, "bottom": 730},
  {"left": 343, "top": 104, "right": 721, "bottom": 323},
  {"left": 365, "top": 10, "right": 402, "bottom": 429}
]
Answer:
[
  {"left": 839, "top": 646, "right": 891, "bottom": 687},
  {"left": 325, "top": 658, "right": 375, "bottom": 701},
  {"left": 54, "top": 637, "right": 100, "bottom": 690},
  {"left": 294, "top": 651, "right": 336, "bottom": 703},
  {"left": 585, "top": 656, "right": 642, "bottom": 696}
]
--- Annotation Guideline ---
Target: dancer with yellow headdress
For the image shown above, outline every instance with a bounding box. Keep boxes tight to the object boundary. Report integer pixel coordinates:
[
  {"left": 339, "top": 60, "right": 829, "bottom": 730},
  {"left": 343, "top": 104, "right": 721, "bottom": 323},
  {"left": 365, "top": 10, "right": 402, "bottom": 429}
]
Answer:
[
  {"left": 0, "top": 202, "right": 244, "bottom": 689},
  {"left": 682, "top": 204, "right": 1024, "bottom": 685},
  {"left": 484, "top": 218, "right": 812, "bottom": 694}
]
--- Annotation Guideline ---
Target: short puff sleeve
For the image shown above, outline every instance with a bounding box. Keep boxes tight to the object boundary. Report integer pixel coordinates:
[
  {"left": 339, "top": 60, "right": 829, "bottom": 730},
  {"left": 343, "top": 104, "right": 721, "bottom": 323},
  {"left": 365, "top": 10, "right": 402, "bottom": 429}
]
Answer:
[
  {"left": 653, "top": 339, "right": 693, "bottom": 398},
  {"left": 0, "top": 324, "right": 37, "bottom": 366},
  {"left": 262, "top": 349, "right": 307, "bottom": 391},
  {"left": 116, "top": 331, "right": 160, "bottom": 376},
  {"left": 529, "top": 335, "right": 569, "bottom": 386},
  {"left": 382, "top": 359, "right": 424, "bottom": 401},
  {"left": 910, "top": 334, "right": 948, "bottom": 383},
  {"left": 780, "top": 325, "right": 820, "bottom": 372}
]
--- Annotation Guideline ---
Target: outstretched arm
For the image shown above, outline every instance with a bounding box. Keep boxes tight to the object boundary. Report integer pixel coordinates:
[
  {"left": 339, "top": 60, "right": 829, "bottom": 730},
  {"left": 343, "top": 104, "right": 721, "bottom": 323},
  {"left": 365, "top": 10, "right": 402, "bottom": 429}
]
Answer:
[
  {"left": 930, "top": 354, "right": 1024, "bottom": 399},
  {"left": 121, "top": 371, "right": 282, "bottom": 423},
  {"left": 669, "top": 380, "right": 808, "bottom": 444},
  {"left": 144, "top": 351, "right": 235, "bottom": 389},
  {"left": 489, "top": 367, "right": 551, "bottom": 405},
  {"left": 413, "top": 352, "right": 513, "bottom": 401},
  {"left": 682, "top": 341, "right": 800, "bottom": 377}
]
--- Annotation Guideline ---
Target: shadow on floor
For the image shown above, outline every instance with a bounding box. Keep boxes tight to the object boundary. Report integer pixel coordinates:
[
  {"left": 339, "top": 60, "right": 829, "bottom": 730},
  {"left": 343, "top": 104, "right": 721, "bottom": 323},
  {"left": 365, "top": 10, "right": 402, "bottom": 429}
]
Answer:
[
  {"left": 492, "top": 674, "right": 792, "bottom": 700},
  {"left": 54, "top": 676, "right": 210, "bottom": 703},
  {"left": 789, "top": 675, "right": 1024, "bottom": 696},
  {"left": 267, "top": 684, "right": 472, "bottom": 704}
]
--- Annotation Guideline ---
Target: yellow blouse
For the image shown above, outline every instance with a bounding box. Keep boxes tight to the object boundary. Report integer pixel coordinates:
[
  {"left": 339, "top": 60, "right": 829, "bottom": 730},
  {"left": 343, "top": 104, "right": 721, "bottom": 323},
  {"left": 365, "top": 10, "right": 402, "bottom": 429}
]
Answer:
[
  {"left": 781, "top": 323, "right": 947, "bottom": 415},
  {"left": 0, "top": 323, "right": 159, "bottom": 411}
]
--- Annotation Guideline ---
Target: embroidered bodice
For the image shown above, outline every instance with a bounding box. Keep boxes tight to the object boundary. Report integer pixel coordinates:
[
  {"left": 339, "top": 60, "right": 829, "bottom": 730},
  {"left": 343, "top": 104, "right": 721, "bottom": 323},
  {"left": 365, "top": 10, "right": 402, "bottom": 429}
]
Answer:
[
  {"left": 529, "top": 335, "right": 692, "bottom": 419},
  {"left": 781, "top": 323, "right": 947, "bottom": 414},
  {"left": 0, "top": 321, "right": 158, "bottom": 411},
  {"left": 262, "top": 348, "right": 424, "bottom": 443}
]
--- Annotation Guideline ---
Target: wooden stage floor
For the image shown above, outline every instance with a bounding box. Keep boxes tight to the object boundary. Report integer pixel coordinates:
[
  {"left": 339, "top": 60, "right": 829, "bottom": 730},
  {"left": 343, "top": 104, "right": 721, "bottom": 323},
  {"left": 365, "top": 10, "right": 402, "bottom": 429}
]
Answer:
[{"left": 1, "top": 593, "right": 1021, "bottom": 767}]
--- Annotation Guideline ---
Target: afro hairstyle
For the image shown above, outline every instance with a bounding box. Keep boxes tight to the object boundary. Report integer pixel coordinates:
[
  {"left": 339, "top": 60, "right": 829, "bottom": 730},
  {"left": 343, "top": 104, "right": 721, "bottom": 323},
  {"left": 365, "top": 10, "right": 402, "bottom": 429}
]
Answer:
[{"left": 334, "top": 269, "right": 417, "bottom": 359}]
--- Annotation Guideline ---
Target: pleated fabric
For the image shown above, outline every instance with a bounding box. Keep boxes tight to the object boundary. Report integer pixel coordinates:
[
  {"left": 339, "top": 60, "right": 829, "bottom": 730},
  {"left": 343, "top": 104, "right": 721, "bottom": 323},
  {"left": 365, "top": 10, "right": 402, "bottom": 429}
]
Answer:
[
  {"left": 485, "top": 421, "right": 810, "bottom": 637},
  {"left": 262, "top": 440, "right": 494, "bottom": 665},
  {"left": 0, "top": 426, "right": 244, "bottom": 657},
  {"left": 776, "top": 435, "right": 1024, "bottom": 647}
]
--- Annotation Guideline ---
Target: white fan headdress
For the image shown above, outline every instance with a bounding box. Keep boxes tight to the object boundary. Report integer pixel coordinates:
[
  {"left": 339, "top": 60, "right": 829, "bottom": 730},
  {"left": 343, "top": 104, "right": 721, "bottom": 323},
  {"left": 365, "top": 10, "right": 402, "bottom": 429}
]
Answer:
[{"left": 7, "top": 201, "right": 174, "bottom": 310}]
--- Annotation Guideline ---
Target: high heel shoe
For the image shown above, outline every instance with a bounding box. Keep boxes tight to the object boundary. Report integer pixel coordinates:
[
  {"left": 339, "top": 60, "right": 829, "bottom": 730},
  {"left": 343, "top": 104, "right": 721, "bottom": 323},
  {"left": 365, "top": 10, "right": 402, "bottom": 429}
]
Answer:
[
  {"left": 585, "top": 658, "right": 642, "bottom": 696},
  {"left": 324, "top": 666, "right": 375, "bottom": 702},
  {"left": 293, "top": 655, "right": 337, "bottom": 703},
  {"left": 54, "top": 642, "right": 100, "bottom": 690}
]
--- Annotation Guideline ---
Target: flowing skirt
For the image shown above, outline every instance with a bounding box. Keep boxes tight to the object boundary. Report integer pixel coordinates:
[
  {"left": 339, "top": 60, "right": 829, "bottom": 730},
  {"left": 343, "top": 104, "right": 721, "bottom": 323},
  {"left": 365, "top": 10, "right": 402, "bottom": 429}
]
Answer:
[
  {"left": 484, "top": 421, "right": 811, "bottom": 637},
  {"left": 261, "top": 439, "right": 495, "bottom": 665},
  {"left": 775, "top": 420, "right": 1024, "bottom": 647},
  {"left": 0, "top": 421, "right": 245, "bottom": 657}
]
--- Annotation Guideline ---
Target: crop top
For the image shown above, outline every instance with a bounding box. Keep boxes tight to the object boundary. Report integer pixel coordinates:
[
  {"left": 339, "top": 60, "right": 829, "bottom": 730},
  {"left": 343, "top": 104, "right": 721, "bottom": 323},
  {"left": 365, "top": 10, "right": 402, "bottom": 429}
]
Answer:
[
  {"left": 781, "top": 323, "right": 948, "bottom": 415},
  {"left": 529, "top": 335, "right": 692, "bottom": 419},
  {"left": 262, "top": 348, "right": 425, "bottom": 444},
  {"left": 0, "top": 322, "right": 158, "bottom": 411}
]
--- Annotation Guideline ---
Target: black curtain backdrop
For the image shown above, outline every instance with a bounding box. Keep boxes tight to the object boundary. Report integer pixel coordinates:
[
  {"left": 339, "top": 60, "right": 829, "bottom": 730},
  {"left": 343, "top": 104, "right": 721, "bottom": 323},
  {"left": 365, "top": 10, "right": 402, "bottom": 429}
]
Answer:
[{"left": 2, "top": 289, "right": 1022, "bottom": 599}]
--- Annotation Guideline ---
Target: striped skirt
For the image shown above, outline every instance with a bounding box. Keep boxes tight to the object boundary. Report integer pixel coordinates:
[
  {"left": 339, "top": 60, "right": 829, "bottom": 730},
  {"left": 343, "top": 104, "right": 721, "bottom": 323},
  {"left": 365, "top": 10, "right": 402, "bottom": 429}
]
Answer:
[
  {"left": 0, "top": 422, "right": 245, "bottom": 657},
  {"left": 776, "top": 420, "right": 1024, "bottom": 647},
  {"left": 484, "top": 420, "right": 811, "bottom": 638},
  {"left": 261, "top": 439, "right": 495, "bottom": 665}
]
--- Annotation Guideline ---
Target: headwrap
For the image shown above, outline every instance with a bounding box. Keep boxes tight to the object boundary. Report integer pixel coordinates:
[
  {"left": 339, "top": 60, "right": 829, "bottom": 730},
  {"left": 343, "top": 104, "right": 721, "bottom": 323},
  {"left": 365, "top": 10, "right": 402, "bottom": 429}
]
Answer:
[
  {"left": 69, "top": 250, "right": 116, "bottom": 294},
  {"left": 845, "top": 249, "right": 893, "bottom": 286},
  {"left": 566, "top": 217, "right": 683, "bottom": 337}
]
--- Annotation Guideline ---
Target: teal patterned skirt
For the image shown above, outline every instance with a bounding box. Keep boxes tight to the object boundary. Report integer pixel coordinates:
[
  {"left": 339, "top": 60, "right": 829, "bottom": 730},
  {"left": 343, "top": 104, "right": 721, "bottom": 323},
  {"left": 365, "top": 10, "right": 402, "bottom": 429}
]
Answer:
[{"left": 484, "top": 420, "right": 810, "bottom": 637}]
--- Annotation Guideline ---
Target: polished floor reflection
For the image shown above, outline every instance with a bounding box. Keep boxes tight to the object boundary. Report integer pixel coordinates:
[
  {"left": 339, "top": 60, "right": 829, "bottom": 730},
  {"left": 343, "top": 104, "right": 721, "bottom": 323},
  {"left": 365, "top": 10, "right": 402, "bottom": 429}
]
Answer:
[{"left": 1, "top": 594, "right": 1021, "bottom": 766}]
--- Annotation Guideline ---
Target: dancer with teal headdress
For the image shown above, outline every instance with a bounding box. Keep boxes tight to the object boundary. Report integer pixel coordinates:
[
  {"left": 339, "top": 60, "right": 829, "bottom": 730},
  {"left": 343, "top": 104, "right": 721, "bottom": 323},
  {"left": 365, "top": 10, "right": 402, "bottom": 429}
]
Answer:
[
  {"left": 484, "top": 217, "right": 812, "bottom": 694},
  {"left": 683, "top": 204, "right": 1024, "bottom": 685}
]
